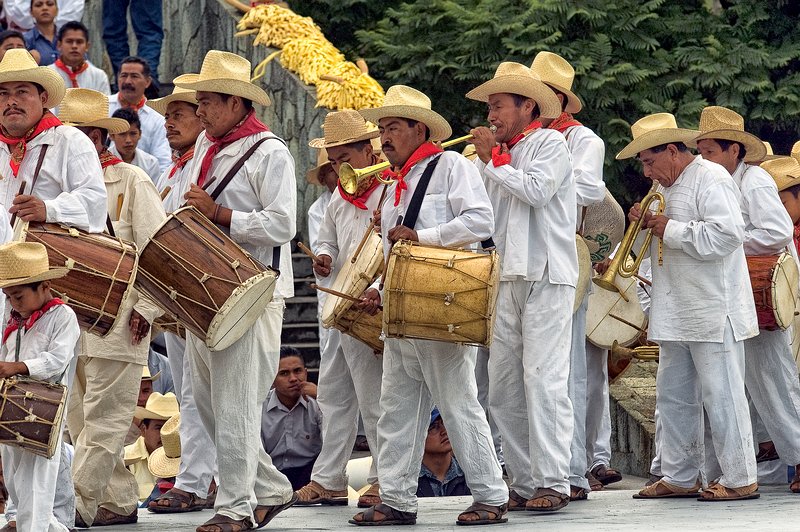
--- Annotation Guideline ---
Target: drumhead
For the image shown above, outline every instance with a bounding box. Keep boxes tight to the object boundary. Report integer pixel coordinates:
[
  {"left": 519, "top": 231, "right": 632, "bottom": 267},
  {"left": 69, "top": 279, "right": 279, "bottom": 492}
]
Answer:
[
  {"left": 772, "top": 251, "right": 800, "bottom": 330},
  {"left": 586, "top": 274, "right": 645, "bottom": 349},
  {"left": 581, "top": 190, "right": 625, "bottom": 263},
  {"left": 207, "top": 269, "right": 278, "bottom": 351}
]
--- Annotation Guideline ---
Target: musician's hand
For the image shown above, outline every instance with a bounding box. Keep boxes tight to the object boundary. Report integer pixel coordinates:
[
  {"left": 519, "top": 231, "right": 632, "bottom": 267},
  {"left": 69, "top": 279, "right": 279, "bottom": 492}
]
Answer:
[
  {"left": 593, "top": 258, "right": 612, "bottom": 274},
  {"left": 9, "top": 194, "right": 46, "bottom": 222},
  {"left": 313, "top": 254, "right": 332, "bottom": 278},
  {"left": 300, "top": 381, "right": 317, "bottom": 400},
  {"left": 628, "top": 202, "right": 653, "bottom": 227},
  {"left": 645, "top": 215, "right": 670, "bottom": 238},
  {"left": 184, "top": 184, "right": 216, "bottom": 219},
  {"left": 129, "top": 310, "right": 151, "bottom": 345},
  {"left": 356, "top": 288, "right": 381, "bottom": 316},
  {"left": 0, "top": 361, "right": 28, "bottom": 378},
  {"left": 372, "top": 210, "right": 382, "bottom": 234},
  {"left": 470, "top": 126, "right": 497, "bottom": 164},
  {"left": 387, "top": 225, "right": 417, "bottom": 244}
]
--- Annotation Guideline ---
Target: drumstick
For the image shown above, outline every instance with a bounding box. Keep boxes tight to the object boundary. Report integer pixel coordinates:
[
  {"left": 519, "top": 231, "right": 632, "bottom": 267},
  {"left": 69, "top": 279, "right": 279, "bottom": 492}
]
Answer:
[
  {"left": 297, "top": 242, "right": 319, "bottom": 263},
  {"left": 311, "top": 283, "right": 383, "bottom": 311},
  {"left": 634, "top": 273, "right": 652, "bottom": 286},
  {"left": 115, "top": 193, "right": 124, "bottom": 220},
  {"left": 201, "top": 176, "right": 217, "bottom": 191},
  {"left": 160, "top": 186, "right": 172, "bottom": 200},
  {"left": 608, "top": 312, "right": 647, "bottom": 334},
  {"left": 8, "top": 180, "right": 27, "bottom": 228},
  {"left": 351, "top": 184, "right": 390, "bottom": 264}
]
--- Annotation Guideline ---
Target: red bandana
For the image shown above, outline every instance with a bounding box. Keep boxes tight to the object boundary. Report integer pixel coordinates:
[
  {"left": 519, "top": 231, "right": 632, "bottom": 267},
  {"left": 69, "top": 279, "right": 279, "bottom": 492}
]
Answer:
[
  {"left": 0, "top": 111, "right": 62, "bottom": 177},
  {"left": 169, "top": 146, "right": 195, "bottom": 179},
  {"left": 794, "top": 223, "right": 800, "bottom": 258},
  {"left": 118, "top": 94, "right": 146, "bottom": 111},
  {"left": 54, "top": 58, "right": 88, "bottom": 88},
  {"left": 198, "top": 110, "right": 270, "bottom": 187},
  {"left": 3, "top": 298, "right": 65, "bottom": 345},
  {"left": 99, "top": 149, "right": 123, "bottom": 169},
  {"left": 383, "top": 142, "right": 443, "bottom": 206},
  {"left": 547, "top": 112, "right": 582, "bottom": 134},
  {"left": 337, "top": 178, "right": 381, "bottom": 210},
  {"left": 491, "top": 120, "right": 541, "bottom": 167}
]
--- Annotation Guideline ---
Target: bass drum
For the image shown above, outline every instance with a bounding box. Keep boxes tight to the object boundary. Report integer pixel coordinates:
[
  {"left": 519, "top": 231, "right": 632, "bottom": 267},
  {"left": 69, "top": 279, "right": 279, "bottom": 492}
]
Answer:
[
  {"left": 586, "top": 273, "right": 645, "bottom": 349},
  {"left": 573, "top": 235, "right": 592, "bottom": 313}
]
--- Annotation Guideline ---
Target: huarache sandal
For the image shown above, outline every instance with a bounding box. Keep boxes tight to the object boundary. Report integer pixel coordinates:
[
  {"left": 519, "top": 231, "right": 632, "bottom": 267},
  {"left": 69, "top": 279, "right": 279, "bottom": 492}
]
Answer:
[
  {"left": 456, "top": 502, "right": 508, "bottom": 526},
  {"left": 254, "top": 493, "right": 297, "bottom": 528},
  {"left": 295, "top": 480, "right": 348, "bottom": 506},
  {"left": 633, "top": 479, "right": 700, "bottom": 499},
  {"left": 698, "top": 482, "right": 759, "bottom": 501},
  {"left": 507, "top": 489, "right": 529, "bottom": 511},
  {"left": 756, "top": 442, "right": 779, "bottom": 463},
  {"left": 349, "top": 503, "right": 417, "bottom": 526},
  {"left": 570, "top": 485, "right": 589, "bottom": 501},
  {"left": 196, "top": 514, "right": 251, "bottom": 532},
  {"left": 358, "top": 483, "right": 382, "bottom": 508},
  {"left": 791, "top": 468, "right": 800, "bottom": 493},
  {"left": 591, "top": 464, "right": 623, "bottom": 486},
  {"left": 586, "top": 471, "right": 603, "bottom": 491},
  {"left": 526, "top": 487, "right": 570, "bottom": 512},
  {"left": 148, "top": 488, "right": 206, "bottom": 513}
]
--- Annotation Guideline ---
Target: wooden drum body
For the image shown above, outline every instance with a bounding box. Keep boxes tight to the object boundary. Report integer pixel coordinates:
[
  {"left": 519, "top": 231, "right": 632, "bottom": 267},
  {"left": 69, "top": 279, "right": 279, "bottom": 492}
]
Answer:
[
  {"left": 0, "top": 377, "right": 67, "bottom": 458},
  {"left": 747, "top": 252, "right": 799, "bottom": 331}
]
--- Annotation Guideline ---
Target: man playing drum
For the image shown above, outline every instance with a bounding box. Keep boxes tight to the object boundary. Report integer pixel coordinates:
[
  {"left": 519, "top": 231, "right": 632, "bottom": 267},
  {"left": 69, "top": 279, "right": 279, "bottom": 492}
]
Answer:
[
  {"left": 351, "top": 85, "right": 508, "bottom": 526},
  {"left": 296, "top": 110, "right": 385, "bottom": 508},
  {"left": 173, "top": 50, "right": 297, "bottom": 532},
  {"left": 618, "top": 113, "right": 759, "bottom": 501}
]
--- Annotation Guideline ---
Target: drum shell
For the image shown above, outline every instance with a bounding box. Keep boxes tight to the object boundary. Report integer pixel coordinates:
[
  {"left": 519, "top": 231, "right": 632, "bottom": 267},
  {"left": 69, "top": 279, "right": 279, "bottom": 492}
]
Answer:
[
  {"left": 333, "top": 307, "right": 384, "bottom": 354},
  {"left": 152, "top": 314, "right": 186, "bottom": 340},
  {"left": 747, "top": 252, "right": 799, "bottom": 331},
  {"left": 0, "top": 377, "right": 67, "bottom": 458}
]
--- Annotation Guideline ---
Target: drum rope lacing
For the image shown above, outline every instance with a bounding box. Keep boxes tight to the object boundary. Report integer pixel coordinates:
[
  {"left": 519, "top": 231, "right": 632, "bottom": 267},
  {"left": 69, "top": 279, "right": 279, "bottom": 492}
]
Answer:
[{"left": 0, "top": 378, "right": 65, "bottom": 456}]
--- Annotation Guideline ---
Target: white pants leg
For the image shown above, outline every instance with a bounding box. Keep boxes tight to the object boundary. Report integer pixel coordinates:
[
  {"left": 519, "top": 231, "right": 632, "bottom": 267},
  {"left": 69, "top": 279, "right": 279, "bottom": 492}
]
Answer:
[
  {"left": 475, "top": 347, "right": 503, "bottom": 465},
  {"left": 489, "top": 279, "right": 574, "bottom": 497},
  {"left": 2, "top": 443, "right": 68, "bottom": 532},
  {"left": 657, "top": 321, "right": 756, "bottom": 488},
  {"left": 377, "top": 339, "right": 507, "bottom": 513},
  {"left": 585, "top": 341, "right": 612, "bottom": 471},
  {"left": 568, "top": 294, "right": 590, "bottom": 489},
  {"left": 52, "top": 442, "right": 75, "bottom": 529},
  {"left": 166, "top": 333, "right": 217, "bottom": 498},
  {"left": 649, "top": 406, "right": 663, "bottom": 477},
  {"left": 188, "top": 300, "right": 294, "bottom": 523}
]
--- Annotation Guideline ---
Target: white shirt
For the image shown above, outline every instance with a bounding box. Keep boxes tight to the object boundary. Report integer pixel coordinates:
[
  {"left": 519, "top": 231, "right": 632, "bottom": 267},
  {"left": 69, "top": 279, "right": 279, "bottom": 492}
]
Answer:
[
  {"left": 155, "top": 153, "right": 196, "bottom": 214},
  {"left": 109, "top": 94, "right": 172, "bottom": 173},
  {"left": 562, "top": 124, "right": 606, "bottom": 230},
  {"left": 0, "top": 125, "right": 107, "bottom": 233},
  {"left": 0, "top": 208, "right": 11, "bottom": 314},
  {"left": 4, "top": 0, "right": 84, "bottom": 30},
  {"left": 308, "top": 190, "right": 332, "bottom": 253},
  {"left": 48, "top": 60, "right": 110, "bottom": 95},
  {"left": 110, "top": 145, "right": 161, "bottom": 183},
  {"left": 649, "top": 156, "right": 758, "bottom": 343},
  {"left": 316, "top": 188, "right": 385, "bottom": 271},
  {"left": 476, "top": 128, "right": 578, "bottom": 285},
  {"left": 185, "top": 130, "right": 296, "bottom": 299}
]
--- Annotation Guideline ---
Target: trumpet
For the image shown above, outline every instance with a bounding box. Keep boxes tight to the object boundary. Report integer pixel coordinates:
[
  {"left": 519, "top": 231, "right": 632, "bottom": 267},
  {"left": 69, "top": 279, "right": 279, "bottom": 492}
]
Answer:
[{"left": 610, "top": 340, "right": 660, "bottom": 361}]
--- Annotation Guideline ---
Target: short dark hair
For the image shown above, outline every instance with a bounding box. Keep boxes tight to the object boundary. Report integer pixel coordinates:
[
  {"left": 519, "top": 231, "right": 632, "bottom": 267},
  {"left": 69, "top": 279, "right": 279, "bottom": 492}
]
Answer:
[
  {"left": 57, "top": 21, "right": 89, "bottom": 43},
  {"left": 403, "top": 118, "right": 431, "bottom": 141},
  {"left": 783, "top": 183, "right": 800, "bottom": 199},
  {"left": 347, "top": 139, "right": 371, "bottom": 151},
  {"left": 0, "top": 30, "right": 24, "bottom": 48},
  {"left": 510, "top": 93, "right": 540, "bottom": 121},
  {"left": 715, "top": 139, "right": 747, "bottom": 161},
  {"left": 649, "top": 142, "right": 689, "bottom": 153},
  {"left": 280, "top": 345, "right": 305, "bottom": 365},
  {"left": 78, "top": 126, "right": 108, "bottom": 146},
  {"left": 112, "top": 108, "right": 141, "bottom": 130},
  {"left": 20, "top": 281, "right": 43, "bottom": 290},
  {"left": 120, "top": 56, "right": 151, "bottom": 78},
  {"left": 219, "top": 93, "right": 253, "bottom": 112}
]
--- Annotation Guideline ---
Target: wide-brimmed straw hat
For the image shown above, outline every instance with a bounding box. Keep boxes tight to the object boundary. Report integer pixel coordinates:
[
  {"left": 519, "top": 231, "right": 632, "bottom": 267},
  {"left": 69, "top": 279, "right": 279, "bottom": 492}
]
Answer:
[
  {"left": 59, "top": 88, "right": 130, "bottom": 134},
  {"left": 141, "top": 365, "right": 161, "bottom": 383},
  {"left": 309, "top": 110, "right": 380, "bottom": 149},
  {"left": 761, "top": 156, "right": 800, "bottom": 192},
  {"left": 792, "top": 141, "right": 800, "bottom": 163},
  {"left": 134, "top": 392, "right": 179, "bottom": 421},
  {"left": 147, "top": 413, "right": 181, "bottom": 478},
  {"left": 306, "top": 148, "right": 332, "bottom": 186},
  {"left": 0, "top": 242, "right": 67, "bottom": 288},
  {"left": 465, "top": 62, "right": 561, "bottom": 120},
  {"left": 616, "top": 113, "right": 699, "bottom": 160},
  {"left": 175, "top": 50, "right": 270, "bottom": 106},
  {"left": 761, "top": 141, "right": 782, "bottom": 162},
  {"left": 693, "top": 106, "right": 766, "bottom": 163},
  {"left": 0, "top": 49, "right": 65, "bottom": 108},
  {"left": 146, "top": 74, "right": 199, "bottom": 116},
  {"left": 360, "top": 85, "right": 452, "bottom": 142},
  {"left": 530, "top": 51, "right": 582, "bottom": 114}
]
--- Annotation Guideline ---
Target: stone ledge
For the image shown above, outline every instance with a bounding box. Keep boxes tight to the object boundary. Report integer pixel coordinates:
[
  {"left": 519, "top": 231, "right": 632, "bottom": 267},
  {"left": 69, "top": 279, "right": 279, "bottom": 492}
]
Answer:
[{"left": 610, "top": 360, "right": 657, "bottom": 477}]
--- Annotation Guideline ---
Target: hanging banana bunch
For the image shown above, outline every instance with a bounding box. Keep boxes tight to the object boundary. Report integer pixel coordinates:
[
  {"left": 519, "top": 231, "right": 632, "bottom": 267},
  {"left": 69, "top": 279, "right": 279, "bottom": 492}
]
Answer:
[
  {"left": 316, "top": 60, "right": 384, "bottom": 110},
  {"left": 280, "top": 37, "right": 344, "bottom": 85}
]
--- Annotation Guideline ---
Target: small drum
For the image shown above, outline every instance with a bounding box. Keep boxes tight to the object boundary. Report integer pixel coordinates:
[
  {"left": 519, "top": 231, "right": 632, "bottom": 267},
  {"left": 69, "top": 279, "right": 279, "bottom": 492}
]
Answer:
[
  {"left": 321, "top": 231, "right": 384, "bottom": 353},
  {"left": 0, "top": 377, "right": 67, "bottom": 458},
  {"left": 14, "top": 222, "right": 137, "bottom": 337},
  {"left": 136, "top": 207, "right": 278, "bottom": 351},
  {"left": 586, "top": 273, "right": 646, "bottom": 349},
  {"left": 747, "top": 252, "right": 799, "bottom": 331},
  {"left": 382, "top": 241, "right": 500, "bottom": 347}
]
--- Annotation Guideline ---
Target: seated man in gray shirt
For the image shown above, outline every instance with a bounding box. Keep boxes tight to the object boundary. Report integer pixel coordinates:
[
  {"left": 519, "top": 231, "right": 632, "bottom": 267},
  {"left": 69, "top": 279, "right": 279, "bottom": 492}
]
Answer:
[
  {"left": 417, "top": 409, "right": 471, "bottom": 497},
  {"left": 261, "top": 347, "right": 322, "bottom": 490}
]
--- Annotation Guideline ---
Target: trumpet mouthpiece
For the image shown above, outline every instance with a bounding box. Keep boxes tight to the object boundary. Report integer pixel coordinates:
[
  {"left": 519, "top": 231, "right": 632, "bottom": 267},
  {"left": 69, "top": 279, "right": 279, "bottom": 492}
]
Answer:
[{"left": 489, "top": 125, "right": 497, "bottom": 132}]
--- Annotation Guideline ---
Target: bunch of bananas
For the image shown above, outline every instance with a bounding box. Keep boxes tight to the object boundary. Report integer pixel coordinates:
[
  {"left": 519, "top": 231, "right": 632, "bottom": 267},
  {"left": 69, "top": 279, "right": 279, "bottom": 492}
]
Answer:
[
  {"left": 316, "top": 62, "right": 384, "bottom": 110},
  {"left": 238, "top": 4, "right": 323, "bottom": 48},
  {"left": 280, "top": 37, "right": 344, "bottom": 86}
]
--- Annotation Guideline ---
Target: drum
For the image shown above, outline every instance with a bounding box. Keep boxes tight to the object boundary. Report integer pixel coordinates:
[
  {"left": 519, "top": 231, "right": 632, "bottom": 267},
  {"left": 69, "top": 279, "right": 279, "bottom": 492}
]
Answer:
[
  {"left": 574, "top": 235, "right": 592, "bottom": 313},
  {"left": 136, "top": 207, "right": 278, "bottom": 351},
  {"left": 747, "top": 252, "right": 799, "bottom": 331},
  {"left": 0, "top": 377, "right": 67, "bottom": 458},
  {"left": 14, "top": 222, "right": 137, "bottom": 337},
  {"left": 586, "top": 273, "right": 646, "bottom": 349},
  {"left": 321, "top": 231, "right": 384, "bottom": 353},
  {"left": 382, "top": 241, "right": 500, "bottom": 347},
  {"left": 580, "top": 190, "right": 625, "bottom": 263},
  {"left": 152, "top": 314, "right": 186, "bottom": 340}
]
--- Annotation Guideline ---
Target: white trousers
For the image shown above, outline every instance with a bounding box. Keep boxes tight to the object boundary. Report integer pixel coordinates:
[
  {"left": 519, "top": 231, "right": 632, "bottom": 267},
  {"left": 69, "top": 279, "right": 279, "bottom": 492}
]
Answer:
[
  {"left": 584, "top": 341, "right": 612, "bottom": 470},
  {"left": 649, "top": 405, "right": 663, "bottom": 476},
  {"left": 568, "top": 294, "right": 590, "bottom": 489},
  {"left": 475, "top": 347, "right": 503, "bottom": 465},
  {"left": 488, "top": 279, "right": 575, "bottom": 497},
  {"left": 311, "top": 330, "right": 383, "bottom": 490},
  {"left": 376, "top": 338, "right": 507, "bottom": 513},
  {"left": 188, "top": 300, "right": 294, "bottom": 523},
  {"left": 165, "top": 332, "right": 217, "bottom": 498},
  {"left": 657, "top": 321, "right": 756, "bottom": 488}
]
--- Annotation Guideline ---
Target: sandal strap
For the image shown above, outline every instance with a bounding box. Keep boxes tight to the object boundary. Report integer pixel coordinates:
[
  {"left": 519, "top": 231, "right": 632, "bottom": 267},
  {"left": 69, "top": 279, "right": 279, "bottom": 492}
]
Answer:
[{"left": 460, "top": 502, "right": 507, "bottom": 520}]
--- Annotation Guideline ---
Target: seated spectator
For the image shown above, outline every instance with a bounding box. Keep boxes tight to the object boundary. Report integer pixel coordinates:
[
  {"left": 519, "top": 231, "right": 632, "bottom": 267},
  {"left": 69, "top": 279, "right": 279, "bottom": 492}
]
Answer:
[
  {"left": 125, "top": 366, "right": 162, "bottom": 445},
  {"left": 23, "top": 0, "right": 58, "bottom": 65},
  {"left": 148, "top": 347, "right": 173, "bottom": 395},
  {"left": 4, "top": 0, "right": 83, "bottom": 31},
  {"left": 109, "top": 107, "right": 161, "bottom": 182},
  {"left": 0, "top": 29, "right": 38, "bottom": 62},
  {"left": 416, "top": 409, "right": 471, "bottom": 497},
  {"left": 102, "top": 0, "right": 163, "bottom": 95},
  {"left": 261, "top": 346, "right": 322, "bottom": 490},
  {"left": 49, "top": 21, "right": 109, "bottom": 94},
  {"left": 143, "top": 413, "right": 181, "bottom": 508}
]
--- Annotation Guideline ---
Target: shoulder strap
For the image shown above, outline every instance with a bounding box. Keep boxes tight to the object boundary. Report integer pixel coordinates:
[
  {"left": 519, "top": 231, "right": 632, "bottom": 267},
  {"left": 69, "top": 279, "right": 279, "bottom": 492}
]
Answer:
[
  {"left": 401, "top": 155, "right": 441, "bottom": 231},
  {"left": 209, "top": 136, "right": 285, "bottom": 201}
]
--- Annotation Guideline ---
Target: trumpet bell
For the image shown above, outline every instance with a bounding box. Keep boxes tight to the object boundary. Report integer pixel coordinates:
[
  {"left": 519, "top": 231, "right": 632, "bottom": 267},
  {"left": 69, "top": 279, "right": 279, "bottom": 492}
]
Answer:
[{"left": 339, "top": 161, "right": 392, "bottom": 195}]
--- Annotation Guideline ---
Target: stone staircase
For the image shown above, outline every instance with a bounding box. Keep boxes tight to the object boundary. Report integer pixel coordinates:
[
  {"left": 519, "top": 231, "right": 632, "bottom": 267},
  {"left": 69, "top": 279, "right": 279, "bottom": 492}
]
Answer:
[{"left": 282, "top": 240, "right": 322, "bottom": 381}]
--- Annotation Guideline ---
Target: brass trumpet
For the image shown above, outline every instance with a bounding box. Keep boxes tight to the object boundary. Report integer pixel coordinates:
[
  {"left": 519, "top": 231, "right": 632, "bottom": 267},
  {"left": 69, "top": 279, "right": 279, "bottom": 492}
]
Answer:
[{"left": 608, "top": 339, "right": 659, "bottom": 383}]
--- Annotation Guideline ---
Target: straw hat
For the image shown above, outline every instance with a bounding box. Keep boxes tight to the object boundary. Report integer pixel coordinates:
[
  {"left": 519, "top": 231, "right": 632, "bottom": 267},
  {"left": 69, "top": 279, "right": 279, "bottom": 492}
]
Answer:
[
  {"left": 530, "top": 51, "right": 582, "bottom": 114},
  {"left": 306, "top": 148, "right": 332, "bottom": 186},
  {"left": 147, "top": 413, "right": 181, "bottom": 478},
  {"left": 462, "top": 143, "right": 477, "bottom": 162},
  {"left": 146, "top": 74, "right": 199, "bottom": 116},
  {"left": 141, "top": 365, "right": 161, "bottom": 383},
  {"left": 0, "top": 242, "right": 67, "bottom": 288},
  {"left": 761, "top": 157, "right": 800, "bottom": 192},
  {"left": 761, "top": 141, "right": 782, "bottom": 162},
  {"left": 616, "top": 113, "right": 699, "bottom": 160},
  {"left": 309, "top": 109, "right": 380, "bottom": 149},
  {"left": 58, "top": 88, "right": 130, "bottom": 134},
  {"left": 360, "top": 85, "right": 452, "bottom": 142},
  {"left": 0, "top": 49, "right": 65, "bottom": 108},
  {"left": 174, "top": 50, "right": 270, "bottom": 106},
  {"left": 134, "top": 392, "right": 179, "bottom": 421},
  {"left": 465, "top": 62, "right": 562, "bottom": 120},
  {"left": 792, "top": 140, "right": 800, "bottom": 163},
  {"left": 693, "top": 106, "right": 766, "bottom": 163}
]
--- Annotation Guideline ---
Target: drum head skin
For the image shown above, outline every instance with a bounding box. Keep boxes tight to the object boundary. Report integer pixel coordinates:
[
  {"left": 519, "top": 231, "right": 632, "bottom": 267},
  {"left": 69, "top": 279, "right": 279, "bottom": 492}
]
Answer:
[
  {"left": 582, "top": 190, "right": 625, "bottom": 263},
  {"left": 586, "top": 274, "right": 645, "bottom": 349},
  {"left": 773, "top": 252, "right": 800, "bottom": 330},
  {"left": 207, "top": 270, "right": 278, "bottom": 351}
]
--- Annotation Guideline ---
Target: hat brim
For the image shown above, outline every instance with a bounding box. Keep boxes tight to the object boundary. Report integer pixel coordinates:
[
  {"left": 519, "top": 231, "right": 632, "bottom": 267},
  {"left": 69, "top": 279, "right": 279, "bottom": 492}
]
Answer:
[
  {"left": 694, "top": 130, "right": 767, "bottom": 164},
  {"left": 147, "top": 447, "right": 180, "bottom": 478},
  {"left": 359, "top": 106, "right": 452, "bottom": 143},
  {"left": 616, "top": 129, "right": 700, "bottom": 160},
  {"left": 308, "top": 129, "right": 380, "bottom": 150},
  {"left": 175, "top": 79, "right": 271, "bottom": 106},
  {"left": 134, "top": 407, "right": 172, "bottom": 421},
  {"left": 542, "top": 81, "right": 583, "bottom": 114},
  {"left": 62, "top": 117, "right": 130, "bottom": 135},
  {"left": 142, "top": 370, "right": 161, "bottom": 382},
  {"left": 0, "top": 67, "right": 66, "bottom": 109},
  {"left": 0, "top": 267, "right": 68, "bottom": 288},
  {"left": 146, "top": 93, "right": 199, "bottom": 116},
  {"left": 465, "top": 76, "right": 562, "bottom": 120},
  {"left": 306, "top": 161, "right": 333, "bottom": 185}
]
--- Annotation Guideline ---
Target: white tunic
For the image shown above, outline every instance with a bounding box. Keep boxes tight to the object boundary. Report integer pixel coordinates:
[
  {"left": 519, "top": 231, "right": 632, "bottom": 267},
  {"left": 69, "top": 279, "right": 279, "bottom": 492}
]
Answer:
[
  {"left": 563, "top": 124, "right": 606, "bottom": 231},
  {"left": 316, "top": 188, "right": 386, "bottom": 272},
  {"left": 48, "top": 61, "right": 110, "bottom": 95},
  {"left": 308, "top": 190, "right": 332, "bottom": 254},
  {"left": 110, "top": 145, "right": 161, "bottom": 184},
  {"left": 109, "top": 94, "right": 172, "bottom": 173},
  {"left": 155, "top": 156, "right": 195, "bottom": 214}
]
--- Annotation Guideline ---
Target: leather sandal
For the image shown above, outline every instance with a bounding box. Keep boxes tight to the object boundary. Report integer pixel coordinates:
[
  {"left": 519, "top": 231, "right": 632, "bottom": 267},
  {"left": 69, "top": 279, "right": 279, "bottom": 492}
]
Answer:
[
  {"left": 196, "top": 514, "right": 252, "bottom": 532},
  {"left": 756, "top": 442, "right": 779, "bottom": 463},
  {"left": 295, "top": 480, "right": 349, "bottom": 506},
  {"left": 586, "top": 471, "right": 603, "bottom": 491},
  {"left": 633, "top": 479, "right": 700, "bottom": 499},
  {"left": 358, "top": 483, "right": 382, "bottom": 508},
  {"left": 254, "top": 493, "right": 297, "bottom": 528},
  {"left": 591, "top": 464, "right": 623, "bottom": 486},
  {"left": 349, "top": 503, "right": 417, "bottom": 526},
  {"left": 570, "top": 485, "right": 589, "bottom": 501},
  {"left": 148, "top": 488, "right": 207, "bottom": 513},
  {"left": 698, "top": 482, "right": 759, "bottom": 501},
  {"left": 526, "top": 487, "right": 569, "bottom": 512},
  {"left": 455, "top": 502, "right": 508, "bottom": 526},
  {"left": 507, "top": 489, "right": 529, "bottom": 511},
  {"left": 91, "top": 507, "right": 138, "bottom": 526}
]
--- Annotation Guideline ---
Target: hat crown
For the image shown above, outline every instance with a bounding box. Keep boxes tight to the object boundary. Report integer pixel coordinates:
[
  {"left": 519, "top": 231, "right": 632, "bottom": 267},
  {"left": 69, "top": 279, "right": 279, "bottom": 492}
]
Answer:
[
  {"left": 59, "top": 88, "right": 111, "bottom": 125},
  {"left": 493, "top": 61, "right": 543, "bottom": 83},
  {"left": 0, "top": 242, "right": 51, "bottom": 281},
  {"left": 762, "top": 157, "right": 800, "bottom": 191},
  {"left": 630, "top": 113, "right": 680, "bottom": 140},
  {"left": 160, "top": 414, "right": 181, "bottom": 459},
  {"left": 699, "top": 106, "right": 745, "bottom": 133},
  {"left": 764, "top": 141, "right": 774, "bottom": 156},
  {"left": 315, "top": 148, "right": 329, "bottom": 167},
  {"left": 142, "top": 392, "right": 179, "bottom": 418},
  {"left": 0, "top": 49, "right": 39, "bottom": 75},
  {"left": 382, "top": 85, "right": 433, "bottom": 111},
  {"left": 792, "top": 140, "right": 800, "bottom": 162},
  {"left": 169, "top": 74, "right": 198, "bottom": 96},
  {"left": 197, "top": 50, "right": 253, "bottom": 84},
  {"left": 322, "top": 110, "right": 376, "bottom": 145},
  {"left": 530, "top": 51, "right": 575, "bottom": 91}
]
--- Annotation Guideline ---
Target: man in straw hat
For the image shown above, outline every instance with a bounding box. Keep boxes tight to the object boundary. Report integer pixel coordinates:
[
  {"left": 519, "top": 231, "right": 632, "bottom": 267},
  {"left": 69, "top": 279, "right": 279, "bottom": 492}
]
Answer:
[
  {"left": 173, "top": 49, "right": 298, "bottom": 531},
  {"left": 695, "top": 106, "right": 800, "bottom": 494},
  {"left": 466, "top": 61, "right": 577, "bottom": 512},
  {"left": 147, "top": 414, "right": 183, "bottom": 501},
  {"left": 0, "top": 48, "right": 106, "bottom": 233},
  {"left": 618, "top": 112, "right": 759, "bottom": 500},
  {"left": 531, "top": 50, "right": 617, "bottom": 497},
  {"left": 126, "top": 393, "right": 180, "bottom": 502},
  {"left": 350, "top": 85, "right": 507, "bottom": 526},
  {"left": 295, "top": 109, "right": 386, "bottom": 508},
  {"left": 56, "top": 87, "right": 167, "bottom": 527},
  {"left": 0, "top": 241, "right": 80, "bottom": 532}
]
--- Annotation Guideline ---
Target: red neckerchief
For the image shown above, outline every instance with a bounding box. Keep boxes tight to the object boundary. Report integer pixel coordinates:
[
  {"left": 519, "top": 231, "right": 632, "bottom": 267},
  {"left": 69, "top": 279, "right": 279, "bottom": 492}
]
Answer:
[
  {"left": 794, "top": 223, "right": 800, "bottom": 258},
  {"left": 99, "top": 148, "right": 123, "bottom": 169},
  {"left": 198, "top": 110, "right": 270, "bottom": 187},
  {"left": 337, "top": 178, "right": 380, "bottom": 210},
  {"left": 0, "top": 111, "right": 62, "bottom": 177},
  {"left": 491, "top": 120, "right": 541, "bottom": 167},
  {"left": 54, "top": 58, "right": 88, "bottom": 88},
  {"left": 118, "top": 94, "right": 145, "bottom": 111},
  {"left": 169, "top": 146, "right": 195, "bottom": 179},
  {"left": 383, "top": 142, "right": 443, "bottom": 206},
  {"left": 547, "top": 112, "right": 582, "bottom": 134},
  {"left": 3, "top": 298, "right": 65, "bottom": 344}
]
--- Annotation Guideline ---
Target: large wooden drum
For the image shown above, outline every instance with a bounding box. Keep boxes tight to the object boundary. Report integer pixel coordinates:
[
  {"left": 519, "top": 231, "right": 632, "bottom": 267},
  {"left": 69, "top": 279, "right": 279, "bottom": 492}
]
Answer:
[
  {"left": 746, "top": 252, "right": 799, "bottom": 331},
  {"left": 0, "top": 377, "right": 67, "bottom": 458},
  {"left": 586, "top": 273, "right": 646, "bottom": 349}
]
